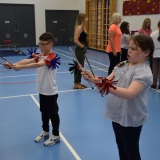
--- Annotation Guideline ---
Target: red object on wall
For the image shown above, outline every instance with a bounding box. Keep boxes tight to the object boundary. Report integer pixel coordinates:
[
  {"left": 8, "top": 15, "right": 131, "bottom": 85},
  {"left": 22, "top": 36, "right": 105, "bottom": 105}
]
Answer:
[
  {"left": 123, "top": 0, "right": 160, "bottom": 15},
  {"left": 4, "top": 40, "right": 11, "bottom": 45}
]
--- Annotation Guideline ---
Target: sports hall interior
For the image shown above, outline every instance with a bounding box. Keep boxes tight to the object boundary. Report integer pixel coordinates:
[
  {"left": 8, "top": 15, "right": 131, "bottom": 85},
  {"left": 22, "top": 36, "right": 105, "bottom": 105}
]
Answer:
[{"left": 0, "top": 0, "right": 160, "bottom": 160}]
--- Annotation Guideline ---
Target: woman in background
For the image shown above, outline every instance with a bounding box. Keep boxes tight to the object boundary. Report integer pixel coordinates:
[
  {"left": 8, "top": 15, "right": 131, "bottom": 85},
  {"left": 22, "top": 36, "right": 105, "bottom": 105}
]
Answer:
[
  {"left": 106, "top": 12, "right": 122, "bottom": 75},
  {"left": 73, "top": 13, "right": 88, "bottom": 89},
  {"left": 138, "top": 18, "right": 152, "bottom": 36}
]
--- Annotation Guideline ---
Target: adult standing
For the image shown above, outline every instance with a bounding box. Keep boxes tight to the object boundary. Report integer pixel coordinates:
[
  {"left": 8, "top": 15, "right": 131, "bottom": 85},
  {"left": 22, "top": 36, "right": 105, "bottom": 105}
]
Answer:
[
  {"left": 120, "top": 21, "right": 131, "bottom": 62},
  {"left": 106, "top": 12, "right": 122, "bottom": 75},
  {"left": 138, "top": 18, "right": 152, "bottom": 36},
  {"left": 73, "top": 13, "right": 88, "bottom": 89},
  {"left": 150, "top": 20, "right": 160, "bottom": 90}
]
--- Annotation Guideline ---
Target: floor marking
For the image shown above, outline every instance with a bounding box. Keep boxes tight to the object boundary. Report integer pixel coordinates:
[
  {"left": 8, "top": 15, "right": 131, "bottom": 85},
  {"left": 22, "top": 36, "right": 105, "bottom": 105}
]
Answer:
[
  {"left": 30, "top": 94, "right": 81, "bottom": 160},
  {"left": 0, "top": 74, "right": 36, "bottom": 79},
  {"left": 54, "top": 48, "right": 109, "bottom": 67},
  {"left": 0, "top": 88, "right": 94, "bottom": 100},
  {"left": 54, "top": 49, "right": 108, "bottom": 73}
]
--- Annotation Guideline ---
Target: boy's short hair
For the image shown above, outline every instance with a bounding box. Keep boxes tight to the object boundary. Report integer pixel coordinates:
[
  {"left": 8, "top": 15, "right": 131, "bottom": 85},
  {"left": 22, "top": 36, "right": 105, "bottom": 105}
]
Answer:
[{"left": 39, "top": 32, "right": 54, "bottom": 42}]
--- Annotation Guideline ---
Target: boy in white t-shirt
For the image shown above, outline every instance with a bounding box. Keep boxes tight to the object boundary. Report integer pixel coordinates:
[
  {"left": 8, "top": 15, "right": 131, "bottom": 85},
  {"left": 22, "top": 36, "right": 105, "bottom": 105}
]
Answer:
[{"left": 4, "top": 32, "right": 60, "bottom": 147}]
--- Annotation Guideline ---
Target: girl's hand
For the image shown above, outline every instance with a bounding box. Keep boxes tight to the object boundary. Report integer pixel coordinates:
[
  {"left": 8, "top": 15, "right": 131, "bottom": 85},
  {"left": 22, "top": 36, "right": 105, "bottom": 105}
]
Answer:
[{"left": 81, "top": 70, "right": 101, "bottom": 83}]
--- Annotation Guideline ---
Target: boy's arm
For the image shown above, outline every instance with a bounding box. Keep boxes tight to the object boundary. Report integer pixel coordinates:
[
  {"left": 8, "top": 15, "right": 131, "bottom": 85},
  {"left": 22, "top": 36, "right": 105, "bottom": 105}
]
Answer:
[
  {"left": 12, "top": 60, "right": 46, "bottom": 70},
  {"left": 14, "top": 58, "right": 35, "bottom": 65}
]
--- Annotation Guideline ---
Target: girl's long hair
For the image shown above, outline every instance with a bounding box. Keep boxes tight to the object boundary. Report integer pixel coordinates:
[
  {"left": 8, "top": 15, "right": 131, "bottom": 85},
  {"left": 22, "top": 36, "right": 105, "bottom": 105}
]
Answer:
[
  {"left": 74, "top": 13, "right": 86, "bottom": 34},
  {"left": 120, "top": 21, "right": 130, "bottom": 34},
  {"left": 157, "top": 20, "right": 160, "bottom": 41},
  {"left": 142, "top": 18, "right": 151, "bottom": 30}
]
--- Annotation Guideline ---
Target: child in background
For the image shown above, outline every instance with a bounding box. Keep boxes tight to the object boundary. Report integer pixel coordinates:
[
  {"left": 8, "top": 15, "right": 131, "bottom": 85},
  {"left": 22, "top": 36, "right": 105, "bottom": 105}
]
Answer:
[
  {"left": 120, "top": 21, "right": 131, "bottom": 62},
  {"left": 4, "top": 32, "right": 60, "bottom": 147},
  {"left": 150, "top": 20, "right": 160, "bottom": 91},
  {"left": 82, "top": 35, "right": 154, "bottom": 160}
]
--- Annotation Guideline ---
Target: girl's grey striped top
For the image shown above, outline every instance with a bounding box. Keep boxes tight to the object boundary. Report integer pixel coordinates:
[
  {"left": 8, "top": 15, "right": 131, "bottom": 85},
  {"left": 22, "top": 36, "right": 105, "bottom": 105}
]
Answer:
[{"left": 104, "top": 61, "right": 153, "bottom": 127}]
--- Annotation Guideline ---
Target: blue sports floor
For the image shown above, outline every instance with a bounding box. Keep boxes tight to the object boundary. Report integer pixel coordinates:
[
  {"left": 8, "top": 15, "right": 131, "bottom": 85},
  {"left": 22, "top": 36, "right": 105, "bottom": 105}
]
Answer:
[{"left": 0, "top": 46, "right": 160, "bottom": 160}]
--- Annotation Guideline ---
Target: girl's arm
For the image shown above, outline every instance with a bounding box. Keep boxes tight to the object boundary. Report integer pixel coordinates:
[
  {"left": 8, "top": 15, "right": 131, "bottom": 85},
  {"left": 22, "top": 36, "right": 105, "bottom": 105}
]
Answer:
[
  {"left": 82, "top": 69, "right": 146, "bottom": 99},
  {"left": 81, "top": 70, "right": 115, "bottom": 84},
  {"left": 109, "top": 80, "right": 146, "bottom": 99}
]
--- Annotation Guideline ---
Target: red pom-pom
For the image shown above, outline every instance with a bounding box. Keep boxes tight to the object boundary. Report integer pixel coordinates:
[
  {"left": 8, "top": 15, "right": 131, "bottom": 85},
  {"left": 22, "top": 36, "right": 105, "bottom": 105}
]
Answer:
[{"left": 95, "top": 77, "right": 117, "bottom": 96}]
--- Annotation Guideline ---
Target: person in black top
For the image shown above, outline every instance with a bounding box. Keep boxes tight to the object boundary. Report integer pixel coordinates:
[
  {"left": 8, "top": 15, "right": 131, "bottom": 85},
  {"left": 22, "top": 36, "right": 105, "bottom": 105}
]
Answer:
[{"left": 73, "top": 13, "right": 88, "bottom": 89}]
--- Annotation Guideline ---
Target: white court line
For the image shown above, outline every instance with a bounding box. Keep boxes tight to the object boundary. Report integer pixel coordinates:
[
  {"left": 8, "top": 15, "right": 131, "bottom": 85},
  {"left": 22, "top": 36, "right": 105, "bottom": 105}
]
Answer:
[
  {"left": 30, "top": 94, "right": 81, "bottom": 160},
  {"left": 0, "top": 74, "right": 36, "bottom": 79},
  {"left": 0, "top": 88, "right": 93, "bottom": 100},
  {"left": 54, "top": 49, "right": 108, "bottom": 73},
  {"left": 54, "top": 48, "right": 109, "bottom": 67}
]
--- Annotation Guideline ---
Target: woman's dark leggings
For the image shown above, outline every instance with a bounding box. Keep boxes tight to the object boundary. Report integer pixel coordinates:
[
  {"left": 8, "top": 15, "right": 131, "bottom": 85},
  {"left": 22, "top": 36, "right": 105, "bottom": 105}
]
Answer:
[
  {"left": 152, "top": 58, "right": 160, "bottom": 85},
  {"left": 108, "top": 52, "right": 120, "bottom": 75},
  {"left": 112, "top": 122, "right": 142, "bottom": 160},
  {"left": 121, "top": 48, "right": 128, "bottom": 62},
  {"left": 74, "top": 45, "right": 86, "bottom": 83}
]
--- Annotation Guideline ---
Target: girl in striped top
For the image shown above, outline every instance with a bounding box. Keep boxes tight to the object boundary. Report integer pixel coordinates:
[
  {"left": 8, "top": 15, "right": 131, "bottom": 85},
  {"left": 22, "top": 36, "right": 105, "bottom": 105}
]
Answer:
[{"left": 82, "top": 34, "right": 154, "bottom": 160}]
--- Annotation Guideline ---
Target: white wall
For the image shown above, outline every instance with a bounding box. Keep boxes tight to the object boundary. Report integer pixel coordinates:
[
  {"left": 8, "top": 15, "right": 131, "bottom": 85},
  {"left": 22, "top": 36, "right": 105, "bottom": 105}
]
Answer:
[
  {"left": 0, "top": 0, "right": 159, "bottom": 44},
  {"left": 0, "top": 0, "right": 79, "bottom": 44},
  {"left": 79, "top": 0, "right": 159, "bottom": 32},
  {"left": 78, "top": 0, "right": 85, "bottom": 13},
  {"left": 117, "top": 0, "right": 159, "bottom": 32}
]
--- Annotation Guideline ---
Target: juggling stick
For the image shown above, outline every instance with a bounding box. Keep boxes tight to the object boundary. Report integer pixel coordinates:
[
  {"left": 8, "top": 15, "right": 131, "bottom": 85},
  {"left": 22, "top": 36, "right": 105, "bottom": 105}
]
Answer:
[
  {"left": 84, "top": 54, "right": 95, "bottom": 77},
  {"left": 83, "top": 52, "right": 118, "bottom": 96},
  {"left": 84, "top": 55, "right": 118, "bottom": 96},
  {"left": 0, "top": 55, "right": 13, "bottom": 69},
  {"left": 68, "top": 46, "right": 94, "bottom": 89},
  {"left": 0, "top": 55, "right": 13, "bottom": 66}
]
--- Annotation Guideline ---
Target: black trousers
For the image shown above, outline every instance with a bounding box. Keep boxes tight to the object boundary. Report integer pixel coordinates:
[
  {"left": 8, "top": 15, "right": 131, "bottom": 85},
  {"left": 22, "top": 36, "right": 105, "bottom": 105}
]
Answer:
[
  {"left": 112, "top": 122, "right": 142, "bottom": 160},
  {"left": 74, "top": 45, "right": 86, "bottom": 83},
  {"left": 108, "top": 52, "right": 120, "bottom": 75},
  {"left": 121, "top": 48, "right": 128, "bottom": 62},
  {"left": 39, "top": 94, "right": 60, "bottom": 136}
]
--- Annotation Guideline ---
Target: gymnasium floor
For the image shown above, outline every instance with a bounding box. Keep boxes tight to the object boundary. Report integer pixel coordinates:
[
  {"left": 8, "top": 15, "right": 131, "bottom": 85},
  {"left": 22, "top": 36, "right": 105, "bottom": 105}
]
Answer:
[{"left": 0, "top": 46, "right": 160, "bottom": 160}]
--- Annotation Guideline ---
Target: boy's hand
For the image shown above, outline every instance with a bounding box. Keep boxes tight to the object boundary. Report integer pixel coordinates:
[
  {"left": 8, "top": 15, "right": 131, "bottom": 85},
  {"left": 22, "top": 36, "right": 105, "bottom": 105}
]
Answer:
[
  {"left": 11, "top": 64, "right": 21, "bottom": 71},
  {"left": 3, "top": 63, "right": 12, "bottom": 69}
]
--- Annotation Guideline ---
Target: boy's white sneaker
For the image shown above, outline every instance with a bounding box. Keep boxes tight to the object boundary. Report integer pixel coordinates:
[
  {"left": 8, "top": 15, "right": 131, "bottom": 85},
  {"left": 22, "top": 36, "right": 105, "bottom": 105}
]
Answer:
[
  {"left": 35, "top": 131, "right": 49, "bottom": 143},
  {"left": 44, "top": 135, "right": 60, "bottom": 146}
]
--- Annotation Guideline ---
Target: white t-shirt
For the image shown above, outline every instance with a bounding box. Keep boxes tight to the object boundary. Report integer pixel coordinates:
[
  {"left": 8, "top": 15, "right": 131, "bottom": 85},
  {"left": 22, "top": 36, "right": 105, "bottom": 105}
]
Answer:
[
  {"left": 35, "top": 52, "right": 58, "bottom": 95},
  {"left": 150, "top": 30, "right": 160, "bottom": 58},
  {"left": 121, "top": 33, "right": 130, "bottom": 49},
  {"left": 104, "top": 62, "right": 153, "bottom": 127}
]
